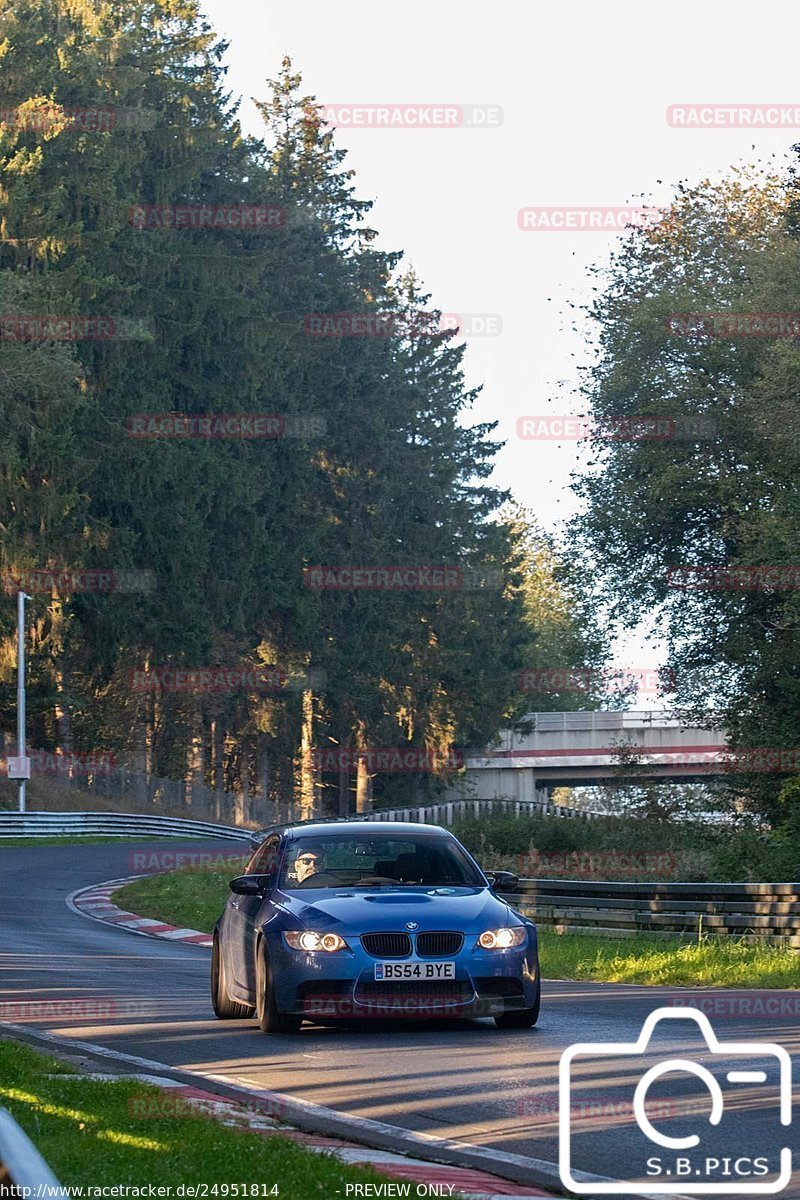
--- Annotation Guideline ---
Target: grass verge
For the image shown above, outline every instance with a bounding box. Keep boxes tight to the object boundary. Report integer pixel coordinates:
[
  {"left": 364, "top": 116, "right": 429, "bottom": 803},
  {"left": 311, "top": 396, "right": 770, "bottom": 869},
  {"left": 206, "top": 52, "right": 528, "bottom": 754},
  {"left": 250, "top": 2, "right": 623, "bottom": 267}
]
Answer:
[
  {"left": 539, "top": 930, "right": 800, "bottom": 988},
  {"left": 115, "top": 859, "right": 248, "bottom": 931},
  {"left": 0, "top": 1038, "right": 421, "bottom": 1195},
  {"left": 115, "top": 864, "right": 800, "bottom": 989}
]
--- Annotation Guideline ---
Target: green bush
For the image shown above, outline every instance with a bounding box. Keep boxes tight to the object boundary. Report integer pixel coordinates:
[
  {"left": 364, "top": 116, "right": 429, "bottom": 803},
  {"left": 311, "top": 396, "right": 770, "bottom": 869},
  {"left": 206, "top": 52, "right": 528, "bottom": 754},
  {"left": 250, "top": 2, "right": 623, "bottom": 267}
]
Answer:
[{"left": 452, "top": 814, "right": 800, "bottom": 882}]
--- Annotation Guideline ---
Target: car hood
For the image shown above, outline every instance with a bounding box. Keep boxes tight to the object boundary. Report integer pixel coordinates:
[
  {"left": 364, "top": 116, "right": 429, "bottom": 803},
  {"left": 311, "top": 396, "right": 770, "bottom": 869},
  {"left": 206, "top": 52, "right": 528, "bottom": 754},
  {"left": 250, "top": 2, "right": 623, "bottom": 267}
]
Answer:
[{"left": 273, "top": 885, "right": 513, "bottom": 930}]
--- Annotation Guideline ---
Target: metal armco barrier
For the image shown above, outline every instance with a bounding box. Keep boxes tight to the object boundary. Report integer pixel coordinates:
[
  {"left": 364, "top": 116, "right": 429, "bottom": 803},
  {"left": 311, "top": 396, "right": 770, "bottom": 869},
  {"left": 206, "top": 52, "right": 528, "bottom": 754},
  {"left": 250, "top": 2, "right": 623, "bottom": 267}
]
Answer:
[
  {"left": 0, "top": 811, "right": 251, "bottom": 841},
  {"left": 0, "top": 1106, "right": 63, "bottom": 1197},
  {"left": 505, "top": 879, "right": 800, "bottom": 946}
]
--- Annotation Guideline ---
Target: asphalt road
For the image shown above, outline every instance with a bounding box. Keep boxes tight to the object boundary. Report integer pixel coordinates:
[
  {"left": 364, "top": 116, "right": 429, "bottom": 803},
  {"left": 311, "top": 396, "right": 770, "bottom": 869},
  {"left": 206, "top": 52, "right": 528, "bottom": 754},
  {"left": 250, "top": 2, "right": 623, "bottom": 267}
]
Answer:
[{"left": 1, "top": 840, "right": 797, "bottom": 1198}]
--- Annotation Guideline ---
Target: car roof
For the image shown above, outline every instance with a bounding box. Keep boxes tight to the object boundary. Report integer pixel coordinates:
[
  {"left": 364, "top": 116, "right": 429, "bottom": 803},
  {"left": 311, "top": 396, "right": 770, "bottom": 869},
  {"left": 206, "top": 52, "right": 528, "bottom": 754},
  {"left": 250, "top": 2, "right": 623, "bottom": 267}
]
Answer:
[
  {"left": 286, "top": 820, "right": 452, "bottom": 838},
  {"left": 251, "top": 819, "right": 455, "bottom": 845}
]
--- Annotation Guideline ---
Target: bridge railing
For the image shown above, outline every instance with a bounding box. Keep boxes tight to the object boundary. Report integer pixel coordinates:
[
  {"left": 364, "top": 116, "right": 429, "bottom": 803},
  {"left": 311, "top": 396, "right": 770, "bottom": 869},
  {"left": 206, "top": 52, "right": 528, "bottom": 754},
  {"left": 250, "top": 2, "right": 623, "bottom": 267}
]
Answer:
[
  {"left": 0, "top": 1107, "right": 63, "bottom": 1197},
  {"left": 365, "top": 797, "right": 603, "bottom": 825},
  {"left": 505, "top": 878, "right": 800, "bottom": 946},
  {"left": 522, "top": 709, "right": 723, "bottom": 732}
]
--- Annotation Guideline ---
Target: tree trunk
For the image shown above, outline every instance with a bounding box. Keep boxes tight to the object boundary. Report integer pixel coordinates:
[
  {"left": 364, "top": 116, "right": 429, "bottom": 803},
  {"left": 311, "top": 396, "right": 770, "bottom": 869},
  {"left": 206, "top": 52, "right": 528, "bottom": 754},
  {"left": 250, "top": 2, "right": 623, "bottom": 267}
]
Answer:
[
  {"left": 257, "top": 733, "right": 273, "bottom": 825},
  {"left": 239, "top": 744, "right": 250, "bottom": 826},
  {"left": 53, "top": 672, "right": 72, "bottom": 755},
  {"left": 297, "top": 688, "right": 317, "bottom": 819},
  {"left": 211, "top": 717, "right": 225, "bottom": 821},
  {"left": 133, "top": 658, "right": 150, "bottom": 807},
  {"left": 185, "top": 707, "right": 204, "bottom": 811},
  {"left": 356, "top": 756, "right": 371, "bottom": 813}
]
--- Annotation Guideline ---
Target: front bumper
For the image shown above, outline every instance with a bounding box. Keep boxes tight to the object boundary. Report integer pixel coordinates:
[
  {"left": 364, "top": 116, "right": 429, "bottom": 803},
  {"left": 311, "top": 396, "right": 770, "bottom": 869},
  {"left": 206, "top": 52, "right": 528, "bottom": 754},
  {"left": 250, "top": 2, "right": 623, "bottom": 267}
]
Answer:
[{"left": 268, "top": 931, "right": 540, "bottom": 1020}]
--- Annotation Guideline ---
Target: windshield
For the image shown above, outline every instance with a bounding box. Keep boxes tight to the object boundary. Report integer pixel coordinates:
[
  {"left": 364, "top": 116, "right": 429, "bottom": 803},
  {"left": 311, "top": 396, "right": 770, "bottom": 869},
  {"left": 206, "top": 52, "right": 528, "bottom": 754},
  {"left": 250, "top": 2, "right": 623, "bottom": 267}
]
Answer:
[{"left": 279, "top": 833, "right": 484, "bottom": 890}]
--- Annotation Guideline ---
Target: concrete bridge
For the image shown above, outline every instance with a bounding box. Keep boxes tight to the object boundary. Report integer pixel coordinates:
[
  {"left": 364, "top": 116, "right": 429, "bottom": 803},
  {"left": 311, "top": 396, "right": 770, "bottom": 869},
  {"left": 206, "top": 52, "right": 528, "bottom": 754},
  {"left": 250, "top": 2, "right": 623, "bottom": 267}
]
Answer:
[{"left": 444, "top": 710, "right": 728, "bottom": 802}]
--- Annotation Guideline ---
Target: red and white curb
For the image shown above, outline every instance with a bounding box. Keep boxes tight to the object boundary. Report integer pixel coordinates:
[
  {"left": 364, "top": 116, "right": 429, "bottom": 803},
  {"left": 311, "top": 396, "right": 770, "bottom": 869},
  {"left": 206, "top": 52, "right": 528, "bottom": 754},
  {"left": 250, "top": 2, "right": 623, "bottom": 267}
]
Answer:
[
  {"left": 91, "top": 1075, "right": 551, "bottom": 1199},
  {"left": 68, "top": 877, "right": 213, "bottom": 947},
  {"left": 2, "top": 1022, "right": 670, "bottom": 1200}
]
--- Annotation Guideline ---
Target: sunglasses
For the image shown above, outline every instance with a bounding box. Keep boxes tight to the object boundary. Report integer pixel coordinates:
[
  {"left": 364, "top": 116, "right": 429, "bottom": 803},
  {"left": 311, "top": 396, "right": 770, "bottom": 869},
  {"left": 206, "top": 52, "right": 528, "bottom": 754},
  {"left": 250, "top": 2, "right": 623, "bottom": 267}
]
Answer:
[{"left": 297, "top": 855, "right": 320, "bottom": 864}]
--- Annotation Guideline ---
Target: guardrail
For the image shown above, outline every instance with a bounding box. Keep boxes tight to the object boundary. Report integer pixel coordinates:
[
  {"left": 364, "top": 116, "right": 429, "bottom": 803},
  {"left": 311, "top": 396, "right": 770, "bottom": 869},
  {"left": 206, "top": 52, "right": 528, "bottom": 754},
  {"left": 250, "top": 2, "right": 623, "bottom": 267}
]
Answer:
[
  {"left": 0, "top": 811, "right": 252, "bottom": 841},
  {"left": 505, "top": 879, "right": 800, "bottom": 946},
  {"left": 0, "top": 1106, "right": 63, "bottom": 1197}
]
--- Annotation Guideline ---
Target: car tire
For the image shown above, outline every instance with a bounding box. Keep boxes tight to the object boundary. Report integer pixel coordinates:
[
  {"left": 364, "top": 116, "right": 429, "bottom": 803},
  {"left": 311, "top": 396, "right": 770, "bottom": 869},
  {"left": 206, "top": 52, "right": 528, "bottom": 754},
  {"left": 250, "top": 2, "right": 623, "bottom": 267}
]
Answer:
[
  {"left": 494, "top": 981, "right": 540, "bottom": 1029},
  {"left": 211, "top": 933, "right": 255, "bottom": 1019},
  {"left": 255, "top": 940, "right": 302, "bottom": 1034}
]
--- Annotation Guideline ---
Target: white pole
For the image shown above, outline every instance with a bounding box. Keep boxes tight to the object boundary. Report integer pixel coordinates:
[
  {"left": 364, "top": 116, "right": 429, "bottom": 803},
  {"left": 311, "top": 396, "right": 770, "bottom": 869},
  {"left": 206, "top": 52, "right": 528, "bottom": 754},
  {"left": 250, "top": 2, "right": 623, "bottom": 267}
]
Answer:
[{"left": 17, "top": 590, "right": 28, "bottom": 813}]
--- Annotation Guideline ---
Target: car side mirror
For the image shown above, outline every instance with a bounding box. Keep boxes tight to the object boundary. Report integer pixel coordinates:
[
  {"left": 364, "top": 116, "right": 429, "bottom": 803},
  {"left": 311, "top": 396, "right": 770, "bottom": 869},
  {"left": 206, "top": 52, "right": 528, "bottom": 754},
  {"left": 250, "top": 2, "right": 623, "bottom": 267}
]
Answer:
[
  {"left": 229, "top": 874, "right": 271, "bottom": 896},
  {"left": 489, "top": 870, "right": 519, "bottom": 893}
]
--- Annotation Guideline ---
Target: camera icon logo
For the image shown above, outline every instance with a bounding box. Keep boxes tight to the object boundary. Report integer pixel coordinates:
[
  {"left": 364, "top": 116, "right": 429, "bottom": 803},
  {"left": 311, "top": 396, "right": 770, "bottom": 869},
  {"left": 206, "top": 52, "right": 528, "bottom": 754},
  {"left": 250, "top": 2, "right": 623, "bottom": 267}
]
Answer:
[{"left": 559, "top": 1006, "right": 792, "bottom": 1194}]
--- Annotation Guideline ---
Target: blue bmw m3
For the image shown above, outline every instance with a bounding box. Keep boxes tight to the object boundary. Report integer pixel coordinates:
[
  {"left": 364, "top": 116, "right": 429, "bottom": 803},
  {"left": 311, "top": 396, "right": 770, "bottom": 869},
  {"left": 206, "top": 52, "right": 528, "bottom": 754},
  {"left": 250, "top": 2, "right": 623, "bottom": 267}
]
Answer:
[{"left": 211, "top": 820, "right": 540, "bottom": 1033}]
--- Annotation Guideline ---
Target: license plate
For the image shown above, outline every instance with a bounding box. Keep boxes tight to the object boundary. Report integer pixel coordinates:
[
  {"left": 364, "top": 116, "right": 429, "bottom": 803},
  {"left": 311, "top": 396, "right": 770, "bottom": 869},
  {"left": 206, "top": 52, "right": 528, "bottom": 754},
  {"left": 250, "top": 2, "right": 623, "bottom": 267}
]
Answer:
[{"left": 374, "top": 961, "right": 455, "bottom": 980}]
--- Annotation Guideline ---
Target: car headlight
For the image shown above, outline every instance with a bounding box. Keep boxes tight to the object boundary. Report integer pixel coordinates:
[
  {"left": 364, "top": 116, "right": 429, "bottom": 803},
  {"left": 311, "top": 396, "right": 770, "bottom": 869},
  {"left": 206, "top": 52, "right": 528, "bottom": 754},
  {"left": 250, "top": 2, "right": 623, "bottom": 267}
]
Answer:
[
  {"left": 284, "top": 931, "right": 348, "bottom": 952},
  {"left": 477, "top": 926, "right": 526, "bottom": 950}
]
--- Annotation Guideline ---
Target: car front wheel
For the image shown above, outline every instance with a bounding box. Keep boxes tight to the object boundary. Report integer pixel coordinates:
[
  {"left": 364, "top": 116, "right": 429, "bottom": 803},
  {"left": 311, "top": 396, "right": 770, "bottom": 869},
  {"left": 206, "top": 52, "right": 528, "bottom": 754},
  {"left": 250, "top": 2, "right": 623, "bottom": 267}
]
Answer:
[
  {"left": 255, "top": 940, "right": 302, "bottom": 1034},
  {"left": 211, "top": 933, "right": 255, "bottom": 1019},
  {"left": 494, "top": 981, "right": 540, "bottom": 1029}
]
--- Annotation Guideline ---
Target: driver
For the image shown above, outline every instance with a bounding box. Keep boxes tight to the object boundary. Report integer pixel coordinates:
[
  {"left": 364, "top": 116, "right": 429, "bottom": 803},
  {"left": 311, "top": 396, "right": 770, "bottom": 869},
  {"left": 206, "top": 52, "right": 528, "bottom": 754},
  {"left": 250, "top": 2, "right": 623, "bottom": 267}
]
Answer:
[{"left": 292, "top": 845, "right": 325, "bottom": 884}]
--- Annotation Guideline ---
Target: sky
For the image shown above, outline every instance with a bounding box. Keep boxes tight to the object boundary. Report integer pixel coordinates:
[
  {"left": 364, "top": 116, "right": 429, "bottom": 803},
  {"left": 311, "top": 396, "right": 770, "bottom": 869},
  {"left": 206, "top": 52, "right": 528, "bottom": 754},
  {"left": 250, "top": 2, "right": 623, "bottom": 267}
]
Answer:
[{"left": 198, "top": 0, "right": 799, "bottom": 702}]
